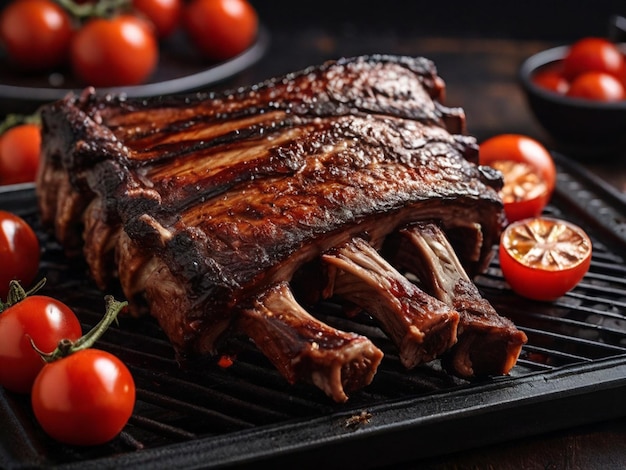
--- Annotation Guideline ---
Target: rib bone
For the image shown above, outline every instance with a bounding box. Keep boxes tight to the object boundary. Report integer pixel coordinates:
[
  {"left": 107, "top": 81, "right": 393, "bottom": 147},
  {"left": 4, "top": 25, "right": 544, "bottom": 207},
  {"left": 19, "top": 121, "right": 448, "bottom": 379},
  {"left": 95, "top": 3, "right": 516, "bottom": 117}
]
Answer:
[
  {"left": 237, "top": 281, "right": 384, "bottom": 403},
  {"left": 321, "top": 237, "right": 459, "bottom": 369},
  {"left": 397, "top": 222, "right": 527, "bottom": 377}
]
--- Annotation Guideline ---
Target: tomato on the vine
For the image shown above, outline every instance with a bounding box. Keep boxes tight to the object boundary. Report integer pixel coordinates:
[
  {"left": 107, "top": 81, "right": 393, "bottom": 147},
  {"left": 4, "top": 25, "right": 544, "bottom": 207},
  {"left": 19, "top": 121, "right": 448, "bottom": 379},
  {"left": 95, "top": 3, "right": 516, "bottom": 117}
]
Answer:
[
  {"left": 133, "top": 0, "right": 182, "bottom": 38},
  {"left": 31, "top": 348, "right": 135, "bottom": 446},
  {"left": 479, "top": 134, "right": 556, "bottom": 223},
  {"left": 183, "top": 0, "right": 258, "bottom": 61},
  {"left": 0, "top": 123, "right": 41, "bottom": 185},
  {"left": 562, "top": 37, "right": 626, "bottom": 82},
  {"left": 499, "top": 217, "right": 592, "bottom": 301},
  {"left": 566, "top": 71, "right": 625, "bottom": 101},
  {"left": 70, "top": 14, "right": 159, "bottom": 87},
  {"left": 0, "top": 0, "right": 73, "bottom": 71},
  {"left": 0, "top": 295, "right": 82, "bottom": 393},
  {"left": 0, "top": 211, "right": 40, "bottom": 298}
]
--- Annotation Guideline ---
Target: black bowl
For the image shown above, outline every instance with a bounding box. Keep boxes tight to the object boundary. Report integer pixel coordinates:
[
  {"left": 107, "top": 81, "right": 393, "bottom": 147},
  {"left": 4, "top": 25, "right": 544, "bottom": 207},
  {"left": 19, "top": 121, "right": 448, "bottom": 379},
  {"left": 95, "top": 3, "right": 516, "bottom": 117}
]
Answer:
[{"left": 518, "top": 44, "right": 626, "bottom": 158}]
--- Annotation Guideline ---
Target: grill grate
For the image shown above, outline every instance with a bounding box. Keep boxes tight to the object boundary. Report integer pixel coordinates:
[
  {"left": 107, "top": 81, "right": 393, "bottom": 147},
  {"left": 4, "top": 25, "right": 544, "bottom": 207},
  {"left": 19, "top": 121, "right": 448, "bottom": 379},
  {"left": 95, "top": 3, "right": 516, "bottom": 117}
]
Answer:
[{"left": 2, "top": 152, "right": 626, "bottom": 469}]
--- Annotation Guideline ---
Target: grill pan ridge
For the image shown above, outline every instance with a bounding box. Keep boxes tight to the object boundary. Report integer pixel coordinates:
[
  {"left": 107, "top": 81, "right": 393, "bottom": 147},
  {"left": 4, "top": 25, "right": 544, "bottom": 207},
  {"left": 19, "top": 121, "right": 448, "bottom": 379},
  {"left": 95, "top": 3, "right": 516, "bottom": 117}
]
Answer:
[{"left": 2, "top": 152, "right": 626, "bottom": 469}]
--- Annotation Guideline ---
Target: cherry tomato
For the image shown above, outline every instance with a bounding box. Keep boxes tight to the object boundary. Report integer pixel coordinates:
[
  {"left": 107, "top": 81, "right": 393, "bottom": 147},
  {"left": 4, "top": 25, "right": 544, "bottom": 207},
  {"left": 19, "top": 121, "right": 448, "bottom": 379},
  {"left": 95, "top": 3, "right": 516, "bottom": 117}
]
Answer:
[
  {"left": 0, "top": 210, "right": 40, "bottom": 298},
  {"left": 31, "top": 348, "right": 135, "bottom": 446},
  {"left": 0, "top": 296, "right": 82, "bottom": 393},
  {"left": 0, "top": 0, "right": 73, "bottom": 71},
  {"left": 532, "top": 68, "right": 569, "bottom": 94},
  {"left": 566, "top": 71, "right": 626, "bottom": 102},
  {"left": 479, "top": 134, "right": 556, "bottom": 223},
  {"left": 133, "top": 0, "right": 182, "bottom": 38},
  {"left": 0, "top": 123, "right": 41, "bottom": 185},
  {"left": 499, "top": 217, "right": 592, "bottom": 301},
  {"left": 183, "top": 0, "right": 258, "bottom": 61},
  {"left": 562, "top": 37, "right": 626, "bottom": 82},
  {"left": 217, "top": 354, "right": 235, "bottom": 368},
  {"left": 70, "top": 14, "right": 159, "bottom": 87}
]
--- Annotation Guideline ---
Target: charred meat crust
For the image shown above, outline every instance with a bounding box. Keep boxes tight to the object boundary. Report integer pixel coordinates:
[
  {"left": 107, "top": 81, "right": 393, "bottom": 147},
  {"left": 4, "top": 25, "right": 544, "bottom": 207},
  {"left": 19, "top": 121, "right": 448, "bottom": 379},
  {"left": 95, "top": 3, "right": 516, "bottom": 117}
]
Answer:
[{"left": 36, "top": 54, "right": 521, "bottom": 401}]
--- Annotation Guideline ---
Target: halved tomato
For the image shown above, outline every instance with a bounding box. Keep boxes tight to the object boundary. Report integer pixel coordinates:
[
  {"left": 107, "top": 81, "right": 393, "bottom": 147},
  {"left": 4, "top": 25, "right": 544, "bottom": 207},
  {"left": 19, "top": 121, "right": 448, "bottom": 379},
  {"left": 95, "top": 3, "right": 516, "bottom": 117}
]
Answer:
[
  {"left": 499, "top": 217, "right": 592, "bottom": 301},
  {"left": 480, "top": 134, "right": 556, "bottom": 223}
]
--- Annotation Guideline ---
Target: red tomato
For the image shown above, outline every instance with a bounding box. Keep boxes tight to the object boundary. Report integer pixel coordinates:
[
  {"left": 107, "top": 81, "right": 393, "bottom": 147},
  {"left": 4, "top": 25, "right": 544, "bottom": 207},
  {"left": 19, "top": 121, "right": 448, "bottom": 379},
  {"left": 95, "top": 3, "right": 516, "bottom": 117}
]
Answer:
[
  {"left": 562, "top": 37, "right": 626, "bottom": 82},
  {"left": 70, "top": 14, "right": 159, "bottom": 87},
  {"left": 183, "top": 0, "right": 258, "bottom": 61},
  {"left": 0, "top": 210, "right": 40, "bottom": 298},
  {"left": 566, "top": 71, "right": 625, "bottom": 101},
  {"left": 499, "top": 217, "right": 592, "bottom": 301},
  {"left": 217, "top": 354, "right": 235, "bottom": 368},
  {"left": 0, "top": 296, "right": 82, "bottom": 393},
  {"left": 0, "top": 0, "right": 73, "bottom": 71},
  {"left": 532, "top": 69, "right": 569, "bottom": 94},
  {"left": 133, "top": 0, "right": 181, "bottom": 38},
  {"left": 479, "top": 134, "right": 556, "bottom": 223},
  {"left": 31, "top": 348, "right": 135, "bottom": 445},
  {"left": 0, "top": 123, "right": 41, "bottom": 185}
]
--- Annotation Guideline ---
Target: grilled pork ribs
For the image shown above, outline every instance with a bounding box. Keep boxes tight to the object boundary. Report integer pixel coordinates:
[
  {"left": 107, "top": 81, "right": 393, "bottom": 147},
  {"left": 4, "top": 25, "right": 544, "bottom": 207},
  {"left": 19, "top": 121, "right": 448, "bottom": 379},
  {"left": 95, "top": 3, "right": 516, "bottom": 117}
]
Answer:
[{"left": 36, "top": 55, "right": 527, "bottom": 402}]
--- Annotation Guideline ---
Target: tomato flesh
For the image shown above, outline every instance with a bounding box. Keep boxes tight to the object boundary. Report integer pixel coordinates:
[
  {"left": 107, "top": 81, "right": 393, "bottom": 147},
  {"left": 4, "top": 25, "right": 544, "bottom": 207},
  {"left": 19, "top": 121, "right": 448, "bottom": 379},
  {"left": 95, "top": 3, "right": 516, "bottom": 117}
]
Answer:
[
  {"left": 489, "top": 159, "right": 550, "bottom": 222},
  {"left": 0, "top": 296, "right": 82, "bottom": 393},
  {"left": 32, "top": 348, "right": 135, "bottom": 445},
  {"left": 499, "top": 217, "right": 592, "bottom": 301},
  {"left": 479, "top": 134, "right": 556, "bottom": 223},
  {"left": 0, "top": 210, "right": 40, "bottom": 298}
]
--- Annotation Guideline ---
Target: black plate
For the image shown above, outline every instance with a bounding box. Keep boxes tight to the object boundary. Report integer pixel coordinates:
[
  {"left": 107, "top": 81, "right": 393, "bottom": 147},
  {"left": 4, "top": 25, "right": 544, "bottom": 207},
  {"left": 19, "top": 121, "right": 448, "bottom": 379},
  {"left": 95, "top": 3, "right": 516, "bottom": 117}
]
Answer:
[
  {"left": 0, "top": 27, "right": 269, "bottom": 116},
  {"left": 2, "top": 153, "right": 626, "bottom": 469}
]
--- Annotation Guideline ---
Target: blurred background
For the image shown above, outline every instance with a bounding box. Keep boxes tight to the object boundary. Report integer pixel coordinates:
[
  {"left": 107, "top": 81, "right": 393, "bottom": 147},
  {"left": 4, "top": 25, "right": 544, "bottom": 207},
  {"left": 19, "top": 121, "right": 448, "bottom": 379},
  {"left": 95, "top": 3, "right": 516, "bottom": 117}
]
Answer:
[
  {"left": 251, "top": 0, "right": 625, "bottom": 41},
  {"left": 2, "top": 0, "right": 626, "bottom": 176},
  {"left": 239, "top": 1, "right": 626, "bottom": 143}
]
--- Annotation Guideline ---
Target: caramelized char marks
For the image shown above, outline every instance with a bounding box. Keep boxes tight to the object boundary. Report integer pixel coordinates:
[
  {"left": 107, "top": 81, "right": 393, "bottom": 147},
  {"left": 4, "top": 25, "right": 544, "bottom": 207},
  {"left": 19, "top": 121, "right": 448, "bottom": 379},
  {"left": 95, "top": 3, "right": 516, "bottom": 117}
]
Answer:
[
  {"left": 97, "top": 55, "right": 462, "bottom": 145},
  {"left": 59, "top": 56, "right": 475, "bottom": 214},
  {"left": 156, "top": 114, "right": 478, "bottom": 215},
  {"left": 36, "top": 54, "right": 516, "bottom": 402},
  {"left": 395, "top": 223, "right": 527, "bottom": 377},
  {"left": 111, "top": 104, "right": 500, "bottom": 305},
  {"left": 237, "top": 282, "right": 384, "bottom": 403},
  {"left": 166, "top": 135, "right": 501, "bottom": 293},
  {"left": 321, "top": 237, "right": 459, "bottom": 369}
]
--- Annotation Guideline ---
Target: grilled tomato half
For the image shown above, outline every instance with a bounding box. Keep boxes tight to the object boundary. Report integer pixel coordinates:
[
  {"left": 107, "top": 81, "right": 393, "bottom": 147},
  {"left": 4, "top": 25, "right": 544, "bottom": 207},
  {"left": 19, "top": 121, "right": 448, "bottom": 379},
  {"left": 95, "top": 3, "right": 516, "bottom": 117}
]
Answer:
[
  {"left": 480, "top": 134, "right": 556, "bottom": 223},
  {"left": 499, "top": 217, "right": 592, "bottom": 301}
]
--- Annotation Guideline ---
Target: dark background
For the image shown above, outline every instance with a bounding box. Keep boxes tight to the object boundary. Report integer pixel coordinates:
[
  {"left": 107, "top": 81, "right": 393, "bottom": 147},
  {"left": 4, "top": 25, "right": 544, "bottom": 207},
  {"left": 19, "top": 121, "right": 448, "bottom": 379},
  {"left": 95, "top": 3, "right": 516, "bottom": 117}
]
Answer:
[
  {"left": 250, "top": 0, "right": 625, "bottom": 41},
  {"left": 0, "top": 0, "right": 624, "bottom": 43}
]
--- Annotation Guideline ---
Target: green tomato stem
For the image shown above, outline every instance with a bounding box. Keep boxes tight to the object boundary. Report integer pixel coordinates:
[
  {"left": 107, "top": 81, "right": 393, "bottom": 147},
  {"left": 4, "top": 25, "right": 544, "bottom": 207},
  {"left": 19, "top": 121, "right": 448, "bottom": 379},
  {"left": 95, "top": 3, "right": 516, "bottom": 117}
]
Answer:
[
  {"left": 0, "top": 113, "right": 41, "bottom": 135},
  {"left": 36, "top": 295, "right": 129, "bottom": 363},
  {"left": 72, "top": 295, "right": 127, "bottom": 351},
  {"left": 54, "top": 0, "right": 132, "bottom": 21},
  {"left": 0, "top": 279, "right": 46, "bottom": 313}
]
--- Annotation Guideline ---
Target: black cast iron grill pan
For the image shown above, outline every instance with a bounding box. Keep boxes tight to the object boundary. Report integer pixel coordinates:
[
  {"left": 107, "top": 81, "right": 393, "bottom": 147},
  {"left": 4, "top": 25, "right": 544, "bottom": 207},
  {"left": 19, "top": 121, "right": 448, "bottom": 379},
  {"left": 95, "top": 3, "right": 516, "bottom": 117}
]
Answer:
[{"left": 2, "top": 152, "right": 626, "bottom": 469}]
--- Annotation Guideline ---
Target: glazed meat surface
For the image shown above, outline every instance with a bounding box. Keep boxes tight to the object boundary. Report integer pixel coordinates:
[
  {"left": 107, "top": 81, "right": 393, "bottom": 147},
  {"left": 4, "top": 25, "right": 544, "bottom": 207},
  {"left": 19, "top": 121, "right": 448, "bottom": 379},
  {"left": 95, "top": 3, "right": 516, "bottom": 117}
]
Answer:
[{"left": 36, "top": 54, "right": 525, "bottom": 402}]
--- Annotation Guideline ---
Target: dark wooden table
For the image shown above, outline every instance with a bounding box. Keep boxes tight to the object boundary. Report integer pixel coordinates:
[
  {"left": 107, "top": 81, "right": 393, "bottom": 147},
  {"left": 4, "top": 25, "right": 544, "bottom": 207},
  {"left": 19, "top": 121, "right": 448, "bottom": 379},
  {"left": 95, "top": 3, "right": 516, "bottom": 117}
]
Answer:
[{"left": 242, "top": 3, "right": 626, "bottom": 469}]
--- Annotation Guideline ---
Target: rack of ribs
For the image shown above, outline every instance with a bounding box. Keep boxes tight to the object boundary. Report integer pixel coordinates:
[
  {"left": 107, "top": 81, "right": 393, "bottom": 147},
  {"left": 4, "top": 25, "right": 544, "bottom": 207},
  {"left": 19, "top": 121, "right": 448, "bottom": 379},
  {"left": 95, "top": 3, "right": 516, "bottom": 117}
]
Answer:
[{"left": 36, "top": 54, "right": 527, "bottom": 402}]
